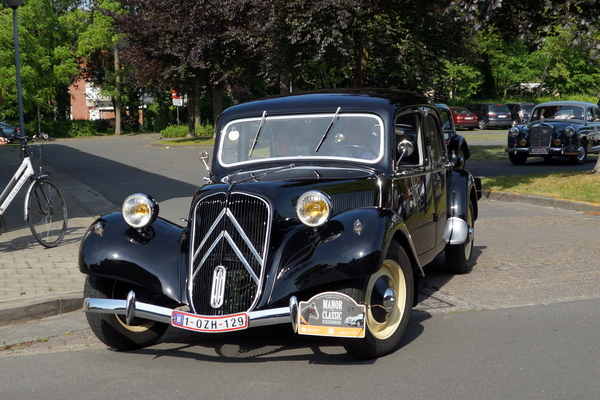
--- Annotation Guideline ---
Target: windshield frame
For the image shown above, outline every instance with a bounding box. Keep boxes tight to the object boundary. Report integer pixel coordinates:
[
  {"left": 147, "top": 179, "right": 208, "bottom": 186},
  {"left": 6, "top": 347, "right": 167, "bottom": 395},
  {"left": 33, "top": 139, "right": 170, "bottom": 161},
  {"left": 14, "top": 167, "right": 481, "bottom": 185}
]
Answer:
[{"left": 217, "top": 112, "right": 386, "bottom": 168}]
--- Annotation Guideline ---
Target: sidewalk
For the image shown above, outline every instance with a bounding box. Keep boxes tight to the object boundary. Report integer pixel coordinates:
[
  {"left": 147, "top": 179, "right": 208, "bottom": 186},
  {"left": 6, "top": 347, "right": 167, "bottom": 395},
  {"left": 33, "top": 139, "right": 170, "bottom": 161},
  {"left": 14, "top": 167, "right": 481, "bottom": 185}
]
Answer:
[{"left": 0, "top": 144, "right": 118, "bottom": 327}]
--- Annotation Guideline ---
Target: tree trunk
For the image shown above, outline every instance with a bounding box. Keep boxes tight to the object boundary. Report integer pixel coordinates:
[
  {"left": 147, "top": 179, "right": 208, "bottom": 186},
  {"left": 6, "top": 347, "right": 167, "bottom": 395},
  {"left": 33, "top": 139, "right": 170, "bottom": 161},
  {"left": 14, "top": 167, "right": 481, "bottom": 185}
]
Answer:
[
  {"left": 594, "top": 155, "right": 600, "bottom": 174},
  {"left": 113, "top": 47, "right": 122, "bottom": 136},
  {"left": 187, "top": 84, "right": 197, "bottom": 137},
  {"left": 351, "top": 45, "right": 368, "bottom": 88},
  {"left": 212, "top": 84, "right": 224, "bottom": 133},
  {"left": 536, "top": 64, "right": 548, "bottom": 98},
  {"left": 279, "top": 69, "right": 291, "bottom": 94}
]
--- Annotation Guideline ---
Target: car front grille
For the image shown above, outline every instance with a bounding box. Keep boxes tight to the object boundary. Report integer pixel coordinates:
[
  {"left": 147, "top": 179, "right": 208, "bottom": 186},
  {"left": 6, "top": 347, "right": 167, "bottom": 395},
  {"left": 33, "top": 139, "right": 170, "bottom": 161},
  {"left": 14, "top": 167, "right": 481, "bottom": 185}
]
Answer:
[
  {"left": 189, "top": 192, "right": 270, "bottom": 315},
  {"left": 530, "top": 125, "right": 553, "bottom": 147}
]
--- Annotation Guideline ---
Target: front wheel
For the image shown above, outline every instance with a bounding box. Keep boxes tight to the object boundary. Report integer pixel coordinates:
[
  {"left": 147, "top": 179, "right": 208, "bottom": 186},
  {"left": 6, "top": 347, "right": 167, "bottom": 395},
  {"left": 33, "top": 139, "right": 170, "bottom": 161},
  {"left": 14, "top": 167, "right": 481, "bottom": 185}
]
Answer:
[
  {"left": 342, "top": 242, "right": 413, "bottom": 359},
  {"left": 508, "top": 152, "right": 528, "bottom": 165},
  {"left": 27, "top": 178, "right": 67, "bottom": 247},
  {"left": 84, "top": 275, "right": 169, "bottom": 351},
  {"left": 445, "top": 200, "right": 475, "bottom": 274},
  {"left": 570, "top": 142, "right": 587, "bottom": 165}
]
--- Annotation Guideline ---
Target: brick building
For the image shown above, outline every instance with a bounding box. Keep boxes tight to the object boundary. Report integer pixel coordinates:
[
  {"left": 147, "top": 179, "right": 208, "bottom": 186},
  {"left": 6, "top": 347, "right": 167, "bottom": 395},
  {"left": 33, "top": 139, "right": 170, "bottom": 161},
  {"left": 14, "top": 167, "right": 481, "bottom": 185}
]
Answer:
[{"left": 69, "top": 77, "right": 117, "bottom": 121}]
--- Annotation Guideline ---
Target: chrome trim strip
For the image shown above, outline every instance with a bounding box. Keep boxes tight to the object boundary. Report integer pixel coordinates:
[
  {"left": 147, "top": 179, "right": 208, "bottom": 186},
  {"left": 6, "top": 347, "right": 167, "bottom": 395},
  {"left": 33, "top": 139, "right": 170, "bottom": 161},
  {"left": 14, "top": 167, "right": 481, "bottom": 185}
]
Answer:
[{"left": 83, "top": 298, "right": 291, "bottom": 328}]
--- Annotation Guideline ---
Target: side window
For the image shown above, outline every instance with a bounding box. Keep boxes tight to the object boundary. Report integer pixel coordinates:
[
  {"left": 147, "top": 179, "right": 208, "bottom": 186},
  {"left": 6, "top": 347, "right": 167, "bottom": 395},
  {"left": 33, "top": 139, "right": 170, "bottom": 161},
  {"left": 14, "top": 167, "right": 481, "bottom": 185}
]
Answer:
[
  {"left": 425, "top": 112, "right": 444, "bottom": 164},
  {"left": 594, "top": 108, "right": 600, "bottom": 121},
  {"left": 395, "top": 112, "right": 421, "bottom": 165},
  {"left": 440, "top": 108, "right": 452, "bottom": 131}
]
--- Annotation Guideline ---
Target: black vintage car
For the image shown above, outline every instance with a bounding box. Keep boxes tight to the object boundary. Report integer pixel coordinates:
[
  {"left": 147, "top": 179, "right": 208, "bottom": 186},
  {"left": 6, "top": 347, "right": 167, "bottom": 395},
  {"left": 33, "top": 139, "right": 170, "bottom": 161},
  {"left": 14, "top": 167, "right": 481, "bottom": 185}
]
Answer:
[
  {"left": 80, "top": 89, "right": 481, "bottom": 359},
  {"left": 506, "top": 100, "right": 600, "bottom": 165}
]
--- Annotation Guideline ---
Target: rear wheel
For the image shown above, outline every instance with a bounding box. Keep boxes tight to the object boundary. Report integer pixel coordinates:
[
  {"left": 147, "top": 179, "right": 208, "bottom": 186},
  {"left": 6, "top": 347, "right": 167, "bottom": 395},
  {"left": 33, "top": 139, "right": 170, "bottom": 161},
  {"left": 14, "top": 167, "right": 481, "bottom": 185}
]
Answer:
[
  {"left": 445, "top": 200, "right": 475, "bottom": 274},
  {"left": 508, "top": 152, "right": 528, "bottom": 165},
  {"left": 478, "top": 119, "right": 486, "bottom": 130},
  {"left": 342, "top": 242, "right": 413, "bottom": 359},
  {"left": 84, "top": 275, "right": 169, "bottom": 350},
  {"left": 27, "top": 178, "right": 67, "bottom": 247}
]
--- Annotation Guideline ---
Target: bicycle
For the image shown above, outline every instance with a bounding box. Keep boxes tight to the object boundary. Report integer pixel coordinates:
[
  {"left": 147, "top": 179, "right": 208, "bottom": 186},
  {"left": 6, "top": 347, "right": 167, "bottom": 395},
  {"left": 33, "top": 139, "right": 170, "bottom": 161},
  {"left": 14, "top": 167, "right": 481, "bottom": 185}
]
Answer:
[{"left": 0, "top": 133, "right": 68, "bottom": 248}]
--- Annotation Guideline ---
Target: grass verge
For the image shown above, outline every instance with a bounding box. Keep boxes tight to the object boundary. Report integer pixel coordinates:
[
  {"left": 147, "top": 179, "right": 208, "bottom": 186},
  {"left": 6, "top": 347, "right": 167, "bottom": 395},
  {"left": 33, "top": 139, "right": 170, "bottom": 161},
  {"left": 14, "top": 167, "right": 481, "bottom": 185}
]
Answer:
[
  {"left": 158, "top": 137, "right": 215, "bottom": 146},
  {"left": 482, "top": 171, "right": 600, "bottom": 204}
]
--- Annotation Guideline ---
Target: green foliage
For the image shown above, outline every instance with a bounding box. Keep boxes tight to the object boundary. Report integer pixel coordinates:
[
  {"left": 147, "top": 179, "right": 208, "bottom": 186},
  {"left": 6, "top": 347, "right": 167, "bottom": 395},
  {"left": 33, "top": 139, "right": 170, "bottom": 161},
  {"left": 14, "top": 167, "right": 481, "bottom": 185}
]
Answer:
[
  {"left": 36, "top": 119, "right": 114, "bottom": 138},
  {"left": 160, "top": 123, "right": 213, "bottom": 139},
  {"left": 160, "top": 124, "right": 188, "bottom": 138}
]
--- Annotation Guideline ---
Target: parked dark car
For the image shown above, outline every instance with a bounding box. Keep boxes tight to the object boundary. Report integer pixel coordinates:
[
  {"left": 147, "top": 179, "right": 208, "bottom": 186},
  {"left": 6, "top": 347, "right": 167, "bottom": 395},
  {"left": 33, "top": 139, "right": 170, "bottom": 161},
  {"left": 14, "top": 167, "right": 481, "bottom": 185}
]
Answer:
[
  {"left": 80, "top": 89, "right": 481, "bottom": 359},
  {"left": 0, "top": 121, "right": 17, "bottom": 137},
  {"left": 467, "top": 103, "right": 512, "bottom": 129},
  {"left": 506, "top": 100, "right": 600, "bottom": 165},
  {"left": 505, "top": 102, "right": 535, "bottom": 126},
  {"left": 449, "top": 106, "right": 478, "bottom": 130}
]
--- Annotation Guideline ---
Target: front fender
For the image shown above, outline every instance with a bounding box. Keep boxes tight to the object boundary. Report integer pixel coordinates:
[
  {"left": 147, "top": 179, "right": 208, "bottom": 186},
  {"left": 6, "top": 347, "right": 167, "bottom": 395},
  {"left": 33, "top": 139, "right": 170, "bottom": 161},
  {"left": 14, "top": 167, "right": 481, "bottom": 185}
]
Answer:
[
  {"left": 266, "top": 208, "right": 410, "bottom": 307},
  {"left": 79, "top": 212, "right": 186, "bottom": 304}
]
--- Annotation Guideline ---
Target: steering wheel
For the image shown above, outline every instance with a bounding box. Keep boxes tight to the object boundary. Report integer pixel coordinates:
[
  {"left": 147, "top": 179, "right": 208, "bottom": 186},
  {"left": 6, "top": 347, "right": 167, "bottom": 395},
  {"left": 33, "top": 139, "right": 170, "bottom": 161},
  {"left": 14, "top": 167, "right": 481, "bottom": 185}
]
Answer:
[{"left": 332, "top": 144, "right": 378, "bottom": 158}]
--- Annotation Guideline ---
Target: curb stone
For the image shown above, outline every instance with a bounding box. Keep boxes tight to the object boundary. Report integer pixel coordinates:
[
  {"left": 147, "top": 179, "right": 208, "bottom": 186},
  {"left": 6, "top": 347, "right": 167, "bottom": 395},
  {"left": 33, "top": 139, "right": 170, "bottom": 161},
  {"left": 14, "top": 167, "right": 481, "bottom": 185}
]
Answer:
[{"left": 482, "top": 189, "right": 600, "bottom": 213}]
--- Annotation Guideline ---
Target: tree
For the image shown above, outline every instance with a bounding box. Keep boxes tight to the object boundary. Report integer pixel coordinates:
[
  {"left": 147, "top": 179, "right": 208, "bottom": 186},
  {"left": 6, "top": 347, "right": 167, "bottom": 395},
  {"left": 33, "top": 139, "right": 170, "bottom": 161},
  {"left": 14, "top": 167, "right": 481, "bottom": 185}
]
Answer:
[
  {"left": 112, "top": 0, "right": 255, "bottom": 136},
  {"left": 77, "top": 0, "right": 127, "bottom": 135},
  {"left": 0, "top": 0, "right": 80, "bottom": 130}
]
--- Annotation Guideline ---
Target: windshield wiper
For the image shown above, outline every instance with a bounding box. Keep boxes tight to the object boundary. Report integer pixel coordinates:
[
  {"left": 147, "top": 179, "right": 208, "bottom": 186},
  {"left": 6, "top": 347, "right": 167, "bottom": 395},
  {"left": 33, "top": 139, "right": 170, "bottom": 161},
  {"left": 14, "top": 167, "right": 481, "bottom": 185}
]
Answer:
[
  {"left": 249, "top": 111, "right": 267, "bottom": 157},
  {"left": 315, "top": 107, "right": 341, "bottom": 153},
  {"left": 227, "top": 164, "right": 296, "bottom": 187}
]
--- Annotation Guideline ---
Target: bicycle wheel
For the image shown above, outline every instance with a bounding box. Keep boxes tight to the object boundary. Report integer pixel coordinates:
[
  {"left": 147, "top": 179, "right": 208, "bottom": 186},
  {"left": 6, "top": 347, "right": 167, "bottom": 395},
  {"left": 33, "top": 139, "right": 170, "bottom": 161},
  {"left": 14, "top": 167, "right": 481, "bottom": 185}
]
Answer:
[{"left": 27, "top": 177, "right": 68, "bottom": 248}]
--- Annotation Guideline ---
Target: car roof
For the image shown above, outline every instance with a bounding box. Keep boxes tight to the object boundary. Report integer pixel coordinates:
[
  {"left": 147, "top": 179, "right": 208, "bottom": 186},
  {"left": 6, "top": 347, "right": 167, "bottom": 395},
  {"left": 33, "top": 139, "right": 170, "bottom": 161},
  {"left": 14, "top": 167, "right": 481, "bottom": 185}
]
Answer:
[
  {"left": 219, "top": 89, "right": 433, "bottom": 123},
  {"left": 533, "top": 100, "right": 598, "bottom": 108}
]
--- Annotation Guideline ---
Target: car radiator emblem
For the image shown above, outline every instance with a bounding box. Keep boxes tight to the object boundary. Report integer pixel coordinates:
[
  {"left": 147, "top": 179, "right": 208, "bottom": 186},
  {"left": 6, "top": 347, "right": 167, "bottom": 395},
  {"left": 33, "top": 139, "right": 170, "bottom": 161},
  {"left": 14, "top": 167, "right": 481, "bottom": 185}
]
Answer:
[{"left": 210, "top": 266, "right": 227, "bottom": 308}]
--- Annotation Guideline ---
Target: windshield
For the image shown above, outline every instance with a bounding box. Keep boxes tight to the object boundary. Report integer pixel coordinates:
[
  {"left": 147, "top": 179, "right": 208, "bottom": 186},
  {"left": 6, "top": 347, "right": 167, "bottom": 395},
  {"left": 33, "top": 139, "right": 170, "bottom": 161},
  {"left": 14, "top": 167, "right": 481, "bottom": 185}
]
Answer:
[
  {"left": 218, "top": 113, "right": 384, "bottom": 167},
  {"left": 530, "top": 105, "right": 585, "bottom": 122}
]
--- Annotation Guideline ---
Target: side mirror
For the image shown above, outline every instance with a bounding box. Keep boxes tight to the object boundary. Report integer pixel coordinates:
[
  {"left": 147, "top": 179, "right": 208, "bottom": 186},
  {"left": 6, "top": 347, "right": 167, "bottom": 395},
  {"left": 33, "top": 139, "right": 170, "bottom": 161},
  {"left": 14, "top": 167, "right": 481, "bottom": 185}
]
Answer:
[
  {"left": 396, "top": 140, "right": 414, "bottom": 167},
  {"left": 199, "top": 150, "right": 211, "bottom": 173}
]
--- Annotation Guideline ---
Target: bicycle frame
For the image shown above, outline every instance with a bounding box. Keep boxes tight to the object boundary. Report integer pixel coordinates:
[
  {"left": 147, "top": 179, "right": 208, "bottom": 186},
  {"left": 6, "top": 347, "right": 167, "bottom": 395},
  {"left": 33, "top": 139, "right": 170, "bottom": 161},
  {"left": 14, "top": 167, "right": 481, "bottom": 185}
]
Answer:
[{"left": 0, "top": 154, "right": 47, "bottom": 220}]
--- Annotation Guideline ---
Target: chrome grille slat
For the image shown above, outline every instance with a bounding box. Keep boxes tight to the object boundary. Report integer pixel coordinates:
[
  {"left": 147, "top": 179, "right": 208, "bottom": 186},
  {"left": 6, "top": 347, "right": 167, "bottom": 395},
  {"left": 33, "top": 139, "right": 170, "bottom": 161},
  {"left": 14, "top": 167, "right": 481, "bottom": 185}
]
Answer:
[{"left": 190, "top": 192, "right": 270, "bottom": 316}]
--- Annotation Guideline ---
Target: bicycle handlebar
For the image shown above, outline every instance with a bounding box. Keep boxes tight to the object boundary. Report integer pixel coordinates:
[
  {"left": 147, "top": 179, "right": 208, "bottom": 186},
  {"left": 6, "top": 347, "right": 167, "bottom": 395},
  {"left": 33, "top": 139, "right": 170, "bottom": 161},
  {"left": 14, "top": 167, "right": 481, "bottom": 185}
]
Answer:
[{"left": 3, "top": 132, "right": 50, "bottom": 143}]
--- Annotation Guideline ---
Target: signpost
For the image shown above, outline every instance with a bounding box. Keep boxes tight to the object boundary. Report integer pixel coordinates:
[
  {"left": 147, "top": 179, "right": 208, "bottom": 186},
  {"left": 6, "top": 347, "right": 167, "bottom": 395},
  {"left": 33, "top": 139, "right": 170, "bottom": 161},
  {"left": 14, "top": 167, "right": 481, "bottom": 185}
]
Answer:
[{"left": 172, "top": 90, "right": 182, "bottom": 124}]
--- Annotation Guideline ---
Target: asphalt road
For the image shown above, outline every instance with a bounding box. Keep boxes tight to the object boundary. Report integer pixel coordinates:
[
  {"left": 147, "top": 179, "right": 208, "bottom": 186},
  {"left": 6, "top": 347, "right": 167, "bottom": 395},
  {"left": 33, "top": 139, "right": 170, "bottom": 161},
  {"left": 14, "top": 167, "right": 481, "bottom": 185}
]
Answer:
[
  {"left": 1, "top": 297, "right": 600, "bottom": 400},
  {"left": 1, "top": 134, "right": 599, "bottom": 399}
]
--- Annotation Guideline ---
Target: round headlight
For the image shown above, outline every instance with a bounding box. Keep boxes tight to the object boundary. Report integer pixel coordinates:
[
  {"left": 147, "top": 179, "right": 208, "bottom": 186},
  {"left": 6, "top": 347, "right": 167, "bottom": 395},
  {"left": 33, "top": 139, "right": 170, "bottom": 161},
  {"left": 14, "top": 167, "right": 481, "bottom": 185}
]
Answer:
[
  {"left": 508, "top": 127, "right": 519, "bottom": 138},
  {"left": 122, "top": 193, "right": 159, "bottom": 228},
  {"left": 564, "top": 126, "right": 576, "bottom": 138},
  {"left": 296, "top": 191, "right": 332, "bottom": 227}
]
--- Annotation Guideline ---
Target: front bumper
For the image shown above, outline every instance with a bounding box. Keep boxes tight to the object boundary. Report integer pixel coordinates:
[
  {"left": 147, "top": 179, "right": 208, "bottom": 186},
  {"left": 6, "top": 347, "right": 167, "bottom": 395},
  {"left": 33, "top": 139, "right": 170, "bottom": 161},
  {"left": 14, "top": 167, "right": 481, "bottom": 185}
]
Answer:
[
  {"left": 84, "top": 293, "right": 291, "bottom": 328},
  {"left": 486, "top": 119, "right": 510, "bottom": 127},
  {"left": 505, "top": 146, "right": 579, "bottom": 156}
]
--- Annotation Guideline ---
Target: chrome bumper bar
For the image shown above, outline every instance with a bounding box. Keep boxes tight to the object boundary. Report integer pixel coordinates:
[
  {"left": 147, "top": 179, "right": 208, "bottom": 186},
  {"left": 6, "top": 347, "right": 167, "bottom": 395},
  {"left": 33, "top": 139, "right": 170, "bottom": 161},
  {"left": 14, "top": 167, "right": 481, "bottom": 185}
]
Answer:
[{"left": 83, "top": 291, "right": 292, "bottom": 328}]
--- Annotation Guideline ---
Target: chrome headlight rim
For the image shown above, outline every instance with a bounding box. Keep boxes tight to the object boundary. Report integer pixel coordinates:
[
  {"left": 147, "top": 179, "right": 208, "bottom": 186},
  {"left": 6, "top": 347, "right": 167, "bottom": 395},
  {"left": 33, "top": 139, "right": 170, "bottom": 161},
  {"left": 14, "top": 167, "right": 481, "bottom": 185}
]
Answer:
[
  {"left": 122, "top": 193, "right": 159, "bottom": 229},
  {"left": 564, "top": 126, "right": 576, "bottom": 138},
  {"left": 295, "top": 190, "right": 332, "bottom": 227},
  {"left": 508, "top": 127, "right": 520, "bottom": 138}
]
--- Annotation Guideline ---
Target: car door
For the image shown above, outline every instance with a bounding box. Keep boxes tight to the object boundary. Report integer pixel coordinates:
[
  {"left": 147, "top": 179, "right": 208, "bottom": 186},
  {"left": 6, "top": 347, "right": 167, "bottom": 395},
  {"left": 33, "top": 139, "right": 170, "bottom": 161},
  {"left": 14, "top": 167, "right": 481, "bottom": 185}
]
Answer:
[
  {"left": 588, "top": 106, "right": 600, "bottom": 153},
  {"left": 423, "top": 108, "right": 448, "bottom": 248},
  {"left": 392, "top": 108, "right": 441, "bottom": 257}
]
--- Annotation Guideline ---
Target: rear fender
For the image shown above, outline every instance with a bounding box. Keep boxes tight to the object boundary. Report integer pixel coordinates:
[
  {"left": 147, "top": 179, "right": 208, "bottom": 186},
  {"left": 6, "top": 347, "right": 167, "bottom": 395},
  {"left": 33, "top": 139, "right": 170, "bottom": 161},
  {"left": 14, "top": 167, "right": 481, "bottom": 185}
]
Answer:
[
  {"left": 444, "top": 170, "right": 478, "bottom": 244},
  {"left": 79, "top": 212, "right": 186, "bottom": 304}
]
